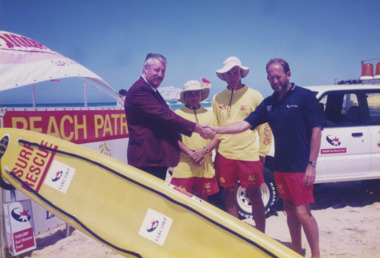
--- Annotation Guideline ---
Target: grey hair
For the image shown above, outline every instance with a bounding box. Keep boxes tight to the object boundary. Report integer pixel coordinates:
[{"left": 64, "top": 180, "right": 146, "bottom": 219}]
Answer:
[
  {"left": 266, "top": 58, "right": 290, "bottom": 74},
  {"left": 143, "top": 53, "right": 167, "bottom": 71}
]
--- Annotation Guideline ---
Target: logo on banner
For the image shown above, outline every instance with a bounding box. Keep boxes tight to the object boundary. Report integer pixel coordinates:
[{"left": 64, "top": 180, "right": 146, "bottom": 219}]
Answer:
[
  {"left": 11, "top": 208, "right": 31, "bottom": 223},
  {"left": 139, "top": 209, "right": 173, "bottom": 246},
  {"left": 44, "top": 160, "right": 75, "bottom": 193},
  {"left": 99, "top": 142, "right": 112, "bottom": 157}
]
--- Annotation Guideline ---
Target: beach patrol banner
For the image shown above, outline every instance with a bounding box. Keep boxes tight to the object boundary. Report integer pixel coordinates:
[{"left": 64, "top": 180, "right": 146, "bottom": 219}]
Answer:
[{"left": 2, "top": 109, "right": 128, "bottom": 144}]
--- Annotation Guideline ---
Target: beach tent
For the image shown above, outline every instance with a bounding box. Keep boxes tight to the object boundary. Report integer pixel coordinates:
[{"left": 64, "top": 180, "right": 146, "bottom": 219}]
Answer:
[
  {"left": 0, "top": 31, "right": 119, "bottom": 105},
  {"left": 0, "top": 31, "right": 126, "bottom": 256}
]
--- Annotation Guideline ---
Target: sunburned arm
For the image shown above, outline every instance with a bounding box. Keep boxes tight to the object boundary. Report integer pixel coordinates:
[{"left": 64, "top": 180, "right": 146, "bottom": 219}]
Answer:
[
  {"left": 303, "top": 126, "right": 322, "bottom": 186},
  {"left": 191, "top": 138, "right": 220, "bottom": 166},
  {"left": 215, "top": 121, "right": 252, "bottom": 135},
  {"left": 191, "top": 138, "right": 220, "bottom": 159},
  {"left": 178, "top": 140, "right": 194, "bottom": 156},
  {"left": 205, "top": 138, "right": 220, "bottom": 152},
  {"left": 309, "top": 126, "right": 322, "bottom": 162}
]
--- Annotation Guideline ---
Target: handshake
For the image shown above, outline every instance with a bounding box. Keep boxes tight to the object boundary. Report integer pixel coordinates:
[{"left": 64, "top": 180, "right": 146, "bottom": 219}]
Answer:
[{"left": 197, "top": 124, "right": 218, "bottom": 139}]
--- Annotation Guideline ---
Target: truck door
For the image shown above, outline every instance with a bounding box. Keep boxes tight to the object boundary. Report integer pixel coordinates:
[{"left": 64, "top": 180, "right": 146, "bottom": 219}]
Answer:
[
  {"left": 317, "top": 91, "right": 371, "bottom": 182},
  {"left": 366, "top": 91, "right": 380, "bottom": 176}
]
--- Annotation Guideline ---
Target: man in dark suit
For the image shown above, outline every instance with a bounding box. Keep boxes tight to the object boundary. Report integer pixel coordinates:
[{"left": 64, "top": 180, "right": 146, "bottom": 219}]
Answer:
[{"left": 124, "top": 53, "right": 215, "bottom": 180}]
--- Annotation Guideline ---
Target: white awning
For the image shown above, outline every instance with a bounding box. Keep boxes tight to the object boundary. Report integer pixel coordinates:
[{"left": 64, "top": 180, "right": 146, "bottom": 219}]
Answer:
[{"left": 0, "top": 31, "right": 116, "bottom": 95}]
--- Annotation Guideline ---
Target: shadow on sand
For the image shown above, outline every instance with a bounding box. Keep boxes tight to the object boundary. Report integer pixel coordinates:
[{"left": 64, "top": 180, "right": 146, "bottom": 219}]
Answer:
[{"left": 311, "top": 179, "right": 380, "bottom": 210}]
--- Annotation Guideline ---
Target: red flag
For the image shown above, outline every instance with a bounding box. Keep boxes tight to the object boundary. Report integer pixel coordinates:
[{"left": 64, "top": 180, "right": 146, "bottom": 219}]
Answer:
[{"left": 201, "top": 78, "right": 211, "bottom": 87}]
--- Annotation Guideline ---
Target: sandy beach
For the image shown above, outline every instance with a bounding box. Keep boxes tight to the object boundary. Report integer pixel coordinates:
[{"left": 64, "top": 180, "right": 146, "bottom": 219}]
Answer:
[{"left": 19, "top": 181, "right": 380, "bottom": 258}]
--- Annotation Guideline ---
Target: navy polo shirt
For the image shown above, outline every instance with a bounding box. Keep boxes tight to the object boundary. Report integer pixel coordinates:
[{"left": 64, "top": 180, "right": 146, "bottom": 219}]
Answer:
[{"left": 245, "top": 84, "right": 326, "bottom": 172}]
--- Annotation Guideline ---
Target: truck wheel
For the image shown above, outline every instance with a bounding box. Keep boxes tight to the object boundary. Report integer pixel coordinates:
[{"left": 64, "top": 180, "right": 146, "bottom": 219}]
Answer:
[{"left": 236, "top": 167, "right": 279, "bottom": 219}]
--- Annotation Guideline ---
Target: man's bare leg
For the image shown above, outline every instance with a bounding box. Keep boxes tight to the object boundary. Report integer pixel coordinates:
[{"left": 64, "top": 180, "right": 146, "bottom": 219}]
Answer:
[
  {"left": 247, "top": 187, "right": 266, "bottom": 233},
  {"left": 224, "top": 186, "right": 238, "bottom": 218}
]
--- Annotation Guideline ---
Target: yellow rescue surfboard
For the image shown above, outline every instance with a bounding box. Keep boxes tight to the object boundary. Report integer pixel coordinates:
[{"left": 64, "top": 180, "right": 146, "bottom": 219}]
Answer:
[{"left": 0, "top": 128, "right": 299, "bottom": 257}]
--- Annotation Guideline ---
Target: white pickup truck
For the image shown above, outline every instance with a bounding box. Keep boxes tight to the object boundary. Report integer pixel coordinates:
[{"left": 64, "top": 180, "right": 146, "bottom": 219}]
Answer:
[{"left": 237, "top": 82, "right": 380, "bottom": 219}]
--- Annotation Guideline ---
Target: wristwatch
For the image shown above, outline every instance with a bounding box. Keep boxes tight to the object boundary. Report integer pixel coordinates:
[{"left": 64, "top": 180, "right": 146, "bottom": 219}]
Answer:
[
  {"left": 204, "top": 147, "right": 209, "bottom": 153},
  {"left": 308, "top": 160, "right": 317, "bottom": 168}
]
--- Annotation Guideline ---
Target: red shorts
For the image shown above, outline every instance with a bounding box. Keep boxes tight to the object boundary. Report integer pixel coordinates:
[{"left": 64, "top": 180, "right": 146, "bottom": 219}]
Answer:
[
  {"left": 215, "top": 154, "right": 264, "bottom": 189},
  {"left": 274, "top": 171, "right": 314, "bottom": 205},
  {"left": 170, "top": 177, "right": 219, "bottom": 197}
]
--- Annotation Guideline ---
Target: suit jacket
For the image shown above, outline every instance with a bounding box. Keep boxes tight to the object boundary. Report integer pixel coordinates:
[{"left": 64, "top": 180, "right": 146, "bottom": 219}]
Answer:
[{"left": 125, "top": 77, "right": 196, "bottom": 168}]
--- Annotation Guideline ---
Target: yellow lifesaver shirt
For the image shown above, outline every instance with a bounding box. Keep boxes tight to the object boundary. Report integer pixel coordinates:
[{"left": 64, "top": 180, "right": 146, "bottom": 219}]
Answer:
[
  {"left": 212, "top": 86, "right": 272, "bottom": 161},
  {"left": 173, "top": 106, "right": 218, "bottom": 178}
]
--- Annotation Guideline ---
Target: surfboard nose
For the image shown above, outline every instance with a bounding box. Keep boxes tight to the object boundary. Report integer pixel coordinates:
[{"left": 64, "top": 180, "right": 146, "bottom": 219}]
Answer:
[{"left": 0, "top": 134, "right": 9, "bottom": 158}]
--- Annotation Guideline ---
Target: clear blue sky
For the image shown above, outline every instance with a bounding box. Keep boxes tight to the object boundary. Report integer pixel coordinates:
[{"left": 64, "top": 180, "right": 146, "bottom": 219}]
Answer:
[{"left": 1, "top": 0, "right": 380, "bottom": 104}]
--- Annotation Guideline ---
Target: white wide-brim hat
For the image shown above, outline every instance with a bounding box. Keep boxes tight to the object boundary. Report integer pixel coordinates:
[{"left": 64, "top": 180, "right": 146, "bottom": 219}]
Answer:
[
  {"left": 216, "top": 56, "right": 250, "bottom": 81},
  {"left": 178, "top": 80, "right": 210, "bottom": 104}
]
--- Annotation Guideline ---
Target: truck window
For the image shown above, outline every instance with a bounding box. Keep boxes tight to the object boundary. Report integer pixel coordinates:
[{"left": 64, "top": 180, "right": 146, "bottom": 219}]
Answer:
[
  {"left": 367, "top": 92, "right": 380, "bottom": 125},
  {"left": 320, "top": 92, "right": 361, "bottom": 127}
]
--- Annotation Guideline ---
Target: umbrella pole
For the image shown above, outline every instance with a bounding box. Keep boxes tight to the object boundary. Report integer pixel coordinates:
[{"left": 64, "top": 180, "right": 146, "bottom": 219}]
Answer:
[
  {"left": 32, "top": 84, "right": 36, "bottom": 108},
  {"left": 84, "top": 81, "right": 88, "bottom": 107}
]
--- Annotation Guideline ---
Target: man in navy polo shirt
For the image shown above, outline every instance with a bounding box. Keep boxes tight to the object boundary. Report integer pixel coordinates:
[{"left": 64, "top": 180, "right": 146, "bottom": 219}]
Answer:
[{"left": 212, "top": 58, "right": 325, "bottom": 258}]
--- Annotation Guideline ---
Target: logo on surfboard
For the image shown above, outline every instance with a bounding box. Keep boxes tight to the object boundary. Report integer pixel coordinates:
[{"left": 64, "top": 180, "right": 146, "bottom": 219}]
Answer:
[
  {"left": 146, "top": 220, "right": 159, "bottom": 232},
  {"left": 139, "top": 209, "right": 173, "bottom": 246},
  {"left": 51, "top": 171, "right": 63, "bottom": 182},
  {"left": 44, "top": 160, "right": 75, "bottom": 194}
]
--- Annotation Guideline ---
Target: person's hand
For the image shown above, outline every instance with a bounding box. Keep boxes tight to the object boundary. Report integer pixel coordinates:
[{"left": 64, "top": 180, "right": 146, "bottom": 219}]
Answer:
[
  {"left": 303, "top": 165, "right": 316, "bottom": 187},
  {"left": 191, "top": 155, "right": 205, "bottom": 166},
  {"left": 202, "top": 124, "right": 217, "bottom": 132},
  {"left": 191, "top": 149, "right": 206, "bottom": 166},
  {"left": 199, "top": 124, "right": 215, "bottom": 139},
  {"left": 194, "top": 124, "right": 215, "bottom": 139}
]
